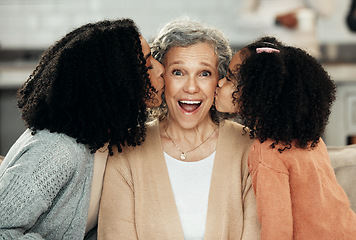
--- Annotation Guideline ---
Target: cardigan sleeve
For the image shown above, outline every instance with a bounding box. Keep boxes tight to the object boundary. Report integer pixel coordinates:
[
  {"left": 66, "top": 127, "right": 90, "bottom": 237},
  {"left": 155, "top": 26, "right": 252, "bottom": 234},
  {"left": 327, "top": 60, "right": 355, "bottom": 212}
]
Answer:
[
  {"left": 98, "top": 157, "right": 138, "bottom": 239},
  {"left": 0, "top": 139, "right": 78, "bottom": 239},
  {"left": 241, "top": 174, "right": 261, "bottom": 240},
  {"left": 249, "top": 146, "right": 293, "bottom": 240}
]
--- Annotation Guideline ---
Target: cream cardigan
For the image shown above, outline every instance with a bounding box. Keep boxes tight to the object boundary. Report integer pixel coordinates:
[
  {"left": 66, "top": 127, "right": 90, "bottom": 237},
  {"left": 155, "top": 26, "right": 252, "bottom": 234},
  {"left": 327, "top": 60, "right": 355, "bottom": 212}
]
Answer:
[{"left": 98, "top": 120, "right": 260, "bottom": 240}]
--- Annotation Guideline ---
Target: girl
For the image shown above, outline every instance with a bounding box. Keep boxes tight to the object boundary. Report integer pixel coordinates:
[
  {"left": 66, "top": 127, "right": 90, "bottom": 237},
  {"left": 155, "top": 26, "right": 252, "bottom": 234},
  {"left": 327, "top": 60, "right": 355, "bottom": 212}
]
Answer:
[{"left": 215, "top": 36, "right": 356, "bottom": 239}]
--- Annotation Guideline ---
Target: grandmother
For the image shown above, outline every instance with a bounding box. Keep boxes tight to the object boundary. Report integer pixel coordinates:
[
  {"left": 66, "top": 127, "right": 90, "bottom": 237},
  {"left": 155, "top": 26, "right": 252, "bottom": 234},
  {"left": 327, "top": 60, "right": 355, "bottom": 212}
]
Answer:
[{"left": 98, "top": 18, "right": 260, "bottom": 240}]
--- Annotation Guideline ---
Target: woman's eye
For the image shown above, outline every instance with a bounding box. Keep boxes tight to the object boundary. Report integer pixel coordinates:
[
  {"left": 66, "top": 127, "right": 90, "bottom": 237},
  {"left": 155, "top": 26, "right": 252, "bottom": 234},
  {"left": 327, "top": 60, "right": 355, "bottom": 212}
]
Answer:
[
  {"left": 200, "top": 71, "right": 211, "bottom": 77},
  {"left": 226, "top": 76, "right": 232, "bottom": 82},
  {"left": 172, "top": 70, "right": 183, "bottom": 76}
]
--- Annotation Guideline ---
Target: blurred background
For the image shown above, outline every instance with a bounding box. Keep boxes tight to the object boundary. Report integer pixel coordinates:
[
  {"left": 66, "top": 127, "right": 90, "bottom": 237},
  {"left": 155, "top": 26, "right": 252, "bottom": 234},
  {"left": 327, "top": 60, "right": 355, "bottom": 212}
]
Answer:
[{"left": 1, "top": 0, "right": 356, "bottom": 155}]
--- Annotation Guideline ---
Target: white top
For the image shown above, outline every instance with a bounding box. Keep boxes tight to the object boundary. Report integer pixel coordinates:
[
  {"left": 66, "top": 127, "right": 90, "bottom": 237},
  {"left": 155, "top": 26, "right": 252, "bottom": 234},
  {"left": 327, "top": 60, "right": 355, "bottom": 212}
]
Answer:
[{"left": 164, "top": 152, "right": 215, "bottom": 240}]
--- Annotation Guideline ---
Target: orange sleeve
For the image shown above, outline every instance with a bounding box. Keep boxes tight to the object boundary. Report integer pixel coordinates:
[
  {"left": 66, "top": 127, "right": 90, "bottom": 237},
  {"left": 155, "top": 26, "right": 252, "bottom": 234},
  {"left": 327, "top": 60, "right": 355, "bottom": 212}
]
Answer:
[{"left": 249, "top": 145, "right": 293, "bottom": 240}]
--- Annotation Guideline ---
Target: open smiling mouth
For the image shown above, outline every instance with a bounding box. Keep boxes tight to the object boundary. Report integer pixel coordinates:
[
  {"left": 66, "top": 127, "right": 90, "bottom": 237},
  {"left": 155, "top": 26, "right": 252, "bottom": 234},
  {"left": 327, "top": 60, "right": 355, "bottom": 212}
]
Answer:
[{"left": 178, "top": 100, "right": 202, "bottom": 113}]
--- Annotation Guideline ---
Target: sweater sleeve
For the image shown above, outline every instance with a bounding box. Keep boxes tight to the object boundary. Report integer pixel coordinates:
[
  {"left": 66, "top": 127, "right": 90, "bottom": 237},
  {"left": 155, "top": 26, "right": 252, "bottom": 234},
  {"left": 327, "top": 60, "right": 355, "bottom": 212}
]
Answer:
[
  {"left": 98, "top": 157, "right": 138, "bottom": 239},
  {"left": 249, "top": 146, "right": 293, "bottom": 240},
  {"left": 0, "top": 138, "right": 77, "bottom": 239}
]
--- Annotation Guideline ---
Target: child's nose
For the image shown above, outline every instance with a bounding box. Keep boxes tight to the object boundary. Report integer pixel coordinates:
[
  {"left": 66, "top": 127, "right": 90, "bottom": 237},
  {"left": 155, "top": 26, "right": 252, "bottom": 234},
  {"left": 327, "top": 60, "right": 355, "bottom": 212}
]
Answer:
[{"left": 218, "top": 77, "right": 226, "bottom": 88}]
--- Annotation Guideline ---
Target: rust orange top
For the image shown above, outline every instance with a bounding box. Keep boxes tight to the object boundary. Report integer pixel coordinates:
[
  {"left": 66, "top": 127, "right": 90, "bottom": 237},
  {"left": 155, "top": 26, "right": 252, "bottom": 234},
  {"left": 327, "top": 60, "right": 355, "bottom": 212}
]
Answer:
[{"left": 248, "top": 138, "right": 356, "bottom": 240}]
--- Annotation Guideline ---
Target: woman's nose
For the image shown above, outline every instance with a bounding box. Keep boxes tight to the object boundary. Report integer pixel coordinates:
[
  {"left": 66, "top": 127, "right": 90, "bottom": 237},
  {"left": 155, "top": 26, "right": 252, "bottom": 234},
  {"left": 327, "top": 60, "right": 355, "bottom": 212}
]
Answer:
[
  {"left": 154, "top": 59, "right": 165, "bottom": 76},
  {"left": 184, "top": 76, "right": 199, "bottom": 93}
]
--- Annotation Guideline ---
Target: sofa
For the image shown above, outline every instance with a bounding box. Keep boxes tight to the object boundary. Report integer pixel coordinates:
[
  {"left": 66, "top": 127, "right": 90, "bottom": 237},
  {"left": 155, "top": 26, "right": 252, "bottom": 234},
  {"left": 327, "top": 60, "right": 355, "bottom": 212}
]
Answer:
[
  {"left": 327, "top": 144, "right": 356, "bottom": 212},
  {"left": 0, "top": 145, "right": 355, "bottom": 212}
]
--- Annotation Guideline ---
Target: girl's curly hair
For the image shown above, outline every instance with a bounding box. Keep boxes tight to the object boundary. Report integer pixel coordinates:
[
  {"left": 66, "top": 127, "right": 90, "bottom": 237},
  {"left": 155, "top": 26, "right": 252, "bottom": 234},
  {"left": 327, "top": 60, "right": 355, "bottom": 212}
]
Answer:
[
  {"left": 17, "top": 18, "right": 155, "bottom": 155},
  {"left": 233, "top": 36, "right": 336, "bottom": 152}
]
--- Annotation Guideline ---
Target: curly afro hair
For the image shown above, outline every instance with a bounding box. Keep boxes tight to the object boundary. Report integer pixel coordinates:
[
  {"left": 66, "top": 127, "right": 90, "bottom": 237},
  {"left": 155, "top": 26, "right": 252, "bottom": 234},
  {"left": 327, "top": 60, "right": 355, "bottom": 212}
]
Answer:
[
  {"left": 17, "top": 18, "right": 155, "bottom": 155},
  {"left": 233, "top": 36, "right": 336, "bottom": 152}
]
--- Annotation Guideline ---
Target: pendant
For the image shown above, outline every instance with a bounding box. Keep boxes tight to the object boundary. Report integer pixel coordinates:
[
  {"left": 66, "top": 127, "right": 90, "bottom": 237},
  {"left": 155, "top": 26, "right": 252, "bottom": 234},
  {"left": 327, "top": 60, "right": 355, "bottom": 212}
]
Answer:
[{"left": 180, "top": 152, "right": 186, "bottom": 161}]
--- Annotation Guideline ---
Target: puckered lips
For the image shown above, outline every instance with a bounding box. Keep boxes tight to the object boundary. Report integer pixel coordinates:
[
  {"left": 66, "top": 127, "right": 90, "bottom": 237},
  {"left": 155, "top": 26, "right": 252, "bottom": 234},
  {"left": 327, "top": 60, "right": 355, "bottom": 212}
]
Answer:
[{"left": 178, "top": 100, "right": 202, "bottom": 113}]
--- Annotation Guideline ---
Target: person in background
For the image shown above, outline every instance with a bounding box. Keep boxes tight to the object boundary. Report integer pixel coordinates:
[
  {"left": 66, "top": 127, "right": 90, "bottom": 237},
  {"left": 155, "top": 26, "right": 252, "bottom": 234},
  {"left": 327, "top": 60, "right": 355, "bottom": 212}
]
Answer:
[
  {"left": 234, "top": 0, "right": 334, "bottom": 58},
  {"left": 347, "top": 0, "right": 356, "bottom": 32},
  {"left": 98, "top": 17, "right": 260, "bottom": 239},
  {"left": 215, "top": 36, "right": 356, "bottom": 239},
  {"left": 0, "top": 18, "right": 164, "bottom": 239}
]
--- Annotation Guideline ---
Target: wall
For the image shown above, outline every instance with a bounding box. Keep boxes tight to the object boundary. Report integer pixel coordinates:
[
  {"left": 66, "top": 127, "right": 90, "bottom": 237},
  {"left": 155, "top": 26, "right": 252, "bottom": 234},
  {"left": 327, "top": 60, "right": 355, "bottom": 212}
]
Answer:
[
  {"left": 324, "top": 83, "right": 356, "bottom": 146},
  {"left": 0, "top": 0, "right": 356, "bottom": 50},
  {"left": 0, "top": 89, "right": 25, "bottom": 156}
]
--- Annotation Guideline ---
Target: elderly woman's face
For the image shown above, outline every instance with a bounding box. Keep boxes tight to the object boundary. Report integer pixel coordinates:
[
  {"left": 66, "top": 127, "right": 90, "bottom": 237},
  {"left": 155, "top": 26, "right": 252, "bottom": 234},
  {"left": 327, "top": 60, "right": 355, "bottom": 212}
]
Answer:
[
  {"left": 163, "top": 42, "right": 219, "bottom": 129},
  {"left": 140, "top": 36, "right": 165, "bottom": 107}
]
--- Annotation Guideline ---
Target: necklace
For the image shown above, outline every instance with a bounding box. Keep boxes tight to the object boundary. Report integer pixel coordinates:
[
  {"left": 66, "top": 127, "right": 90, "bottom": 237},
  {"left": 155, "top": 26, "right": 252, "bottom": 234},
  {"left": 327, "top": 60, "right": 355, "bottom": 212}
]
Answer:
[{"left": 164, "top": 126, "right": 216, "bottom": 161}]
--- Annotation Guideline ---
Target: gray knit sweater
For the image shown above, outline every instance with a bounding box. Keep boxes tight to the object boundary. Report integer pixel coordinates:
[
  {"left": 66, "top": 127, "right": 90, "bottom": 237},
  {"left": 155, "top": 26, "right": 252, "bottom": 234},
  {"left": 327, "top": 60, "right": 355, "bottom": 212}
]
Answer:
[{"left": 0, "top": 129, "right": 95, "bottom": 239}]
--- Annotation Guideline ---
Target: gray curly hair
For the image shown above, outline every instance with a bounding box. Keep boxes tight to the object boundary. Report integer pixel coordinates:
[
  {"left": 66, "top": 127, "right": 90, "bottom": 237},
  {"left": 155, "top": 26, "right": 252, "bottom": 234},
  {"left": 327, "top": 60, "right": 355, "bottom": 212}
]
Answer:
[
  {"left": 149, "top": 17, "right": 232, "bottom": 122},
  {"left": 150, "top": 17, "right": 232, "bottom": 79}
]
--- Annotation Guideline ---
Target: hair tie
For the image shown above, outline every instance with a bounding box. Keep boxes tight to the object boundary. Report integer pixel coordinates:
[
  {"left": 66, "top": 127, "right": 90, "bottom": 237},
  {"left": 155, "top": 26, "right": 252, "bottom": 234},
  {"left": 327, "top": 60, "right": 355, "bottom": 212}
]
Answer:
[{"left": 256, "top": 47, "right": 280, "bottom": 54}]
